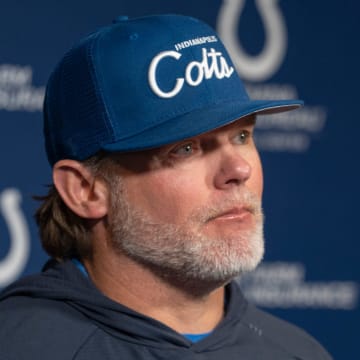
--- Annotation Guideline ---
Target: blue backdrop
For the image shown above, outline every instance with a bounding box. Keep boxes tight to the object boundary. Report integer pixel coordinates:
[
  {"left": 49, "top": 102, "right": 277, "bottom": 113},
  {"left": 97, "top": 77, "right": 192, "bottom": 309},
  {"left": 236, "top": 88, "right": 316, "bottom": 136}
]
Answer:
[{"left": 1, "top": 1, "right": 358, "bottom": 358}]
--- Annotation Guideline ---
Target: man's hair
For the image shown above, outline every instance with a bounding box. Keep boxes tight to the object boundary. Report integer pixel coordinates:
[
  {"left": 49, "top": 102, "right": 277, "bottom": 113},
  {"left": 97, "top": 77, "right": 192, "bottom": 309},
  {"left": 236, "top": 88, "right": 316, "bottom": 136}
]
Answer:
[{"left": 35, "top": 152, "right": 118, "bottom": 261}]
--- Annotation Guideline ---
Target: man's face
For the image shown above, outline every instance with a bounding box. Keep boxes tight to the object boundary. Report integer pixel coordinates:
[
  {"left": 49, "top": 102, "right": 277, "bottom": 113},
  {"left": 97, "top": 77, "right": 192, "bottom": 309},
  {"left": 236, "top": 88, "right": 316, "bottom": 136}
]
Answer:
[{"left": 108, "top": 115, "right": 264, "bottom": 289}]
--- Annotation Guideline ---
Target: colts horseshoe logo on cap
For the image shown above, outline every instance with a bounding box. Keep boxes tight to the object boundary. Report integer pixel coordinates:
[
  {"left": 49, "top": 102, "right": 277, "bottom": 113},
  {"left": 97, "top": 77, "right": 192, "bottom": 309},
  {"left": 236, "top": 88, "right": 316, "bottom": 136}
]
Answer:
[
  {"left": 217, "top": 0, "right": 287, "bottom": 82},
  {"left": 0, "top": 188, "right": 30, "bottom": 288}
]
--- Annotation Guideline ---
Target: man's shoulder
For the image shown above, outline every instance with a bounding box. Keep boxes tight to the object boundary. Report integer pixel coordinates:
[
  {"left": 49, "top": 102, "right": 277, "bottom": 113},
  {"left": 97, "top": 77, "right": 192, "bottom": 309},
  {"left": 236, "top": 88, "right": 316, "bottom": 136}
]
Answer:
[
  {"left": 0, "top": 295, "right": 98, "bottom": 360},
  {"left": 242, "top": 302, "right": 332, "bottom": 359}
]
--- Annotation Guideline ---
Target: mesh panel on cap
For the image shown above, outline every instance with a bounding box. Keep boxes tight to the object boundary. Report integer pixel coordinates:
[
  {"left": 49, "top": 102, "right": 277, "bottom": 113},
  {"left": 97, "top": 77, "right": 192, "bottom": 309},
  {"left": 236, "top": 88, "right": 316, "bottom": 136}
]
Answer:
[{"left": 45, "top": 32, "right": 114, "bottom": 164}]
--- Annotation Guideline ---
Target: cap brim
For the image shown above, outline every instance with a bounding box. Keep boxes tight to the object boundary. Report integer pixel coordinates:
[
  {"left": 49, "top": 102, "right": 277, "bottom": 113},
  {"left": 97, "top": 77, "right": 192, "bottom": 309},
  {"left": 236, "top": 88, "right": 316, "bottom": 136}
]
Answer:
[{"left": 102, "top": 99, "right": 303, "bottom": 153}]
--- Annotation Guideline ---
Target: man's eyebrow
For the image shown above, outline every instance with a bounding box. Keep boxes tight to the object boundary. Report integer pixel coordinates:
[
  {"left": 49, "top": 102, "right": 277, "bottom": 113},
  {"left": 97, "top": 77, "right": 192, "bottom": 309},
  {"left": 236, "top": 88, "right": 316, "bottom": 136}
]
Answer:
[{"left": 243, "top": 115, "right": 257, "bottom": 125}]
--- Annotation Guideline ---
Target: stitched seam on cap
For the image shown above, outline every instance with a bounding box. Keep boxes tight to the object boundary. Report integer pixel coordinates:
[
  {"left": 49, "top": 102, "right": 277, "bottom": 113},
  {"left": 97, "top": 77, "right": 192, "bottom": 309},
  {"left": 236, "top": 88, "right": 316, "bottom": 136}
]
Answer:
[{"left": 86, "top": 29, "right": 115, "bottom": 143}]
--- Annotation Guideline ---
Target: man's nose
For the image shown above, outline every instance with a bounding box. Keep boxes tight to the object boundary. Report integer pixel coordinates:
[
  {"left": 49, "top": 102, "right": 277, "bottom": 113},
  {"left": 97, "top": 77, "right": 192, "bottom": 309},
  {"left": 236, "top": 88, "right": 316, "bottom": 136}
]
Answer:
[{"left": 213, "top": 147, "right": 252, "bottom": 189}]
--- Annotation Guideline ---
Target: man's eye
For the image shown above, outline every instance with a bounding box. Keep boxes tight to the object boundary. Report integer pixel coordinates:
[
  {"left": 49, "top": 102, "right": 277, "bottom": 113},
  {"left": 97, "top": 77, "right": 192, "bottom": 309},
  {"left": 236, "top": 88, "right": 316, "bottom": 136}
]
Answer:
[
  {"left": 171, "top": 143, "right": 194, "bottom": 156},
  {"left": 234, "top": 130, "right": 251, "bottom": 144}
]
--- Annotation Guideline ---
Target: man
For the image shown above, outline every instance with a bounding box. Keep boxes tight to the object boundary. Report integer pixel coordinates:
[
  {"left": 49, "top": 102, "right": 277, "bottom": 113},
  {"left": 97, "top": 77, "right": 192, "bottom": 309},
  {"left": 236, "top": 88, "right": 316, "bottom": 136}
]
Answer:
[{"left": 0, "top": 14, "right": 332, "bottom": 359}]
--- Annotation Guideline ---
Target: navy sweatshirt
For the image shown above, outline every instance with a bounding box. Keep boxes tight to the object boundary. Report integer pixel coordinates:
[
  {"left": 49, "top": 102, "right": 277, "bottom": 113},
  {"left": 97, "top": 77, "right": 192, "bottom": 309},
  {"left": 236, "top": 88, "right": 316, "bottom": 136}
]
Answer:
[{"left": 0, "top": 260, "right": 332, "bottom": 359}]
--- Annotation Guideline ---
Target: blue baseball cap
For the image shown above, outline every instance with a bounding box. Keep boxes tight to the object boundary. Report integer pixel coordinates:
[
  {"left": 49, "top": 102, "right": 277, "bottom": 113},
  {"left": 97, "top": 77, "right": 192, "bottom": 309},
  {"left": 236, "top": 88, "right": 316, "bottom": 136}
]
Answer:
[{"left": 44, "top": 14, "right": 303, "bottom": 165}]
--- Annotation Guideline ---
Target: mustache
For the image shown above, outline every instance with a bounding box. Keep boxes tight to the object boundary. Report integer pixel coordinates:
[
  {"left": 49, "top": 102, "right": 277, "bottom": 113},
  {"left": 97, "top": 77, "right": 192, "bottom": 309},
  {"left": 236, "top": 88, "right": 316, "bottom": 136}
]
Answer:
[{"left": 189, "top": 190, "right": 263, "bottom": 223}]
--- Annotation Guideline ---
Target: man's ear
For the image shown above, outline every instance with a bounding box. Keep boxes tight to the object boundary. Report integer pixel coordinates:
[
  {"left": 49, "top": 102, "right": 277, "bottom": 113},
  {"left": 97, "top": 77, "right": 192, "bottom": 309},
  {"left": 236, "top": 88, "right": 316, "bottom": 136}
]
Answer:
[{"left": 53, "top": 159, "right": 108, "bottom": 219}]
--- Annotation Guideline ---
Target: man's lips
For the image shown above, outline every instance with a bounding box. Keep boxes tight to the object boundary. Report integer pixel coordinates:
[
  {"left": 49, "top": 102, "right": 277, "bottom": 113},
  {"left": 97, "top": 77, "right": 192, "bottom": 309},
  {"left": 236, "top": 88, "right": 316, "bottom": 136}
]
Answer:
[{"left": 207, "top": 206, "right": 254, "bottom": 222}]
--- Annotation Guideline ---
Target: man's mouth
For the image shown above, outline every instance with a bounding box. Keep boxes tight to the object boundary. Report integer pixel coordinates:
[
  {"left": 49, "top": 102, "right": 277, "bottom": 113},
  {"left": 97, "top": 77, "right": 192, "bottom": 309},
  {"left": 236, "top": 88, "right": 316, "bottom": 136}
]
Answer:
[{"left": 206, "top": 206, "right": 254, "bottom": 223}]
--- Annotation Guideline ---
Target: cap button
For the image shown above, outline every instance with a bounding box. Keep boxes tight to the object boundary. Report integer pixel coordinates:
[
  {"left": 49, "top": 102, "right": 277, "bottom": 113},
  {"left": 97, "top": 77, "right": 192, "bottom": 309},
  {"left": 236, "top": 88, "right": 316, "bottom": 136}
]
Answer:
[{"left": 113, "top": 15, "right": 129, "bottom": 23}]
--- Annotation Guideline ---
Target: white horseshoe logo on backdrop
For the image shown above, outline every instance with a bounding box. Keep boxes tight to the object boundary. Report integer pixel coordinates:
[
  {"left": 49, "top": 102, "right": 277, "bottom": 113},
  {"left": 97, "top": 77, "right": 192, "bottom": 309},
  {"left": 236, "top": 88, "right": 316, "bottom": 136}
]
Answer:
[
  {"left": 0, "top": 189, "right": 30, "bottom": 287},
  {"left": 217, "top": 0, "right": 287, "bottom": 82}
]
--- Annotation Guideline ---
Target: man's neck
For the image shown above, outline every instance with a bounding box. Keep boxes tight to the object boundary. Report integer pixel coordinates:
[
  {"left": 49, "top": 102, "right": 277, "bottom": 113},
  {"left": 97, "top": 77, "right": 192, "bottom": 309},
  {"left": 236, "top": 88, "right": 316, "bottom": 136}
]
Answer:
[{"left": 84, "top": 251, "right": 225, "bottom": 334}]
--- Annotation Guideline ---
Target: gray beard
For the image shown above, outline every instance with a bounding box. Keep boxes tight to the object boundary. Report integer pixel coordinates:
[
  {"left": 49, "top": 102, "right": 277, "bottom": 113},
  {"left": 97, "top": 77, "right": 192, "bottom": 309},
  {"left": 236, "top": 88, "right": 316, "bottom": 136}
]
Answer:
[{"left": 108, "top": 185, "right": 264, "bottom": 293}]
